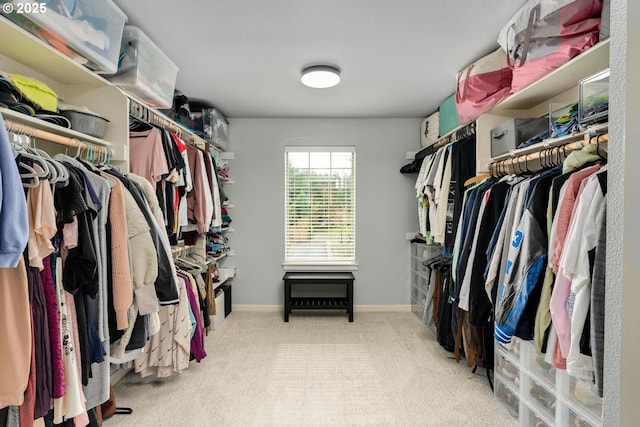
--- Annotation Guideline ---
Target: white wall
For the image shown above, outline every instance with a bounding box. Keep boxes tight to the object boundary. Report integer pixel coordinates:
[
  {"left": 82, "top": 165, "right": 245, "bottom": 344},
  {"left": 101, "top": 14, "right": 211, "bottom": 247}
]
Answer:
[
  {"left": 224, "top": 118, "right": 421, "bottom": 306},
  {"left": 605, "top": 1, "right": 640, "bottom": 425}
]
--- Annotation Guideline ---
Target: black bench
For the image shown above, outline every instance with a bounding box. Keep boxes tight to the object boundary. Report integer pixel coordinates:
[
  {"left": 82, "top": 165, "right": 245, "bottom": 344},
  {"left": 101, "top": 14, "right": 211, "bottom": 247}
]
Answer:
[{"left": 283, "top": 272, "right": 354, "bottom": 322}]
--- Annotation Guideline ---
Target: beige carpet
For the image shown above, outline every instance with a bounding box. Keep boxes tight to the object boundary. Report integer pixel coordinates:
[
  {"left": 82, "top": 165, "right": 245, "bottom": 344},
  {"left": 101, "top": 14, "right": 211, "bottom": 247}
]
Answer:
[{"left": 107, "top": 311, "right": 517, "bottom": 427}]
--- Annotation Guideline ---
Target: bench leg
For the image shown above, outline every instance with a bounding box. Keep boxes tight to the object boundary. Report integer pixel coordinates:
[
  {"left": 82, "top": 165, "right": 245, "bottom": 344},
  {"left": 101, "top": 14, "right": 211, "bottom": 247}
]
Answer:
[
  {"left": 284, "top": 280, "right": 291, "bottom": 322},
  {"left": 347, "top": 281, "right": 353, "bottom": 322}
]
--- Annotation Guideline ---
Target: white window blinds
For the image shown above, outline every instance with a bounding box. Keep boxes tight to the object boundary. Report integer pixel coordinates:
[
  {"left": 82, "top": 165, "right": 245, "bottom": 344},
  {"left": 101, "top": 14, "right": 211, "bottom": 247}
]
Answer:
[{"left": 285, "top": 147, "right": 356, "bottom": 264}]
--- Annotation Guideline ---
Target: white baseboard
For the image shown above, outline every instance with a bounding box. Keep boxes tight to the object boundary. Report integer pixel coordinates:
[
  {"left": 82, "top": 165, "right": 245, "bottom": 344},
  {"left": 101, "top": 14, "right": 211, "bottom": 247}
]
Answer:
[
  {"left": 232, "top": 304, "right": 411, "bottom": 312},
  {"left": 233, "top": 305, "right": 281, "bottom": 312},
  {"left": 355, "top": 305, "right": 411, "bottom": 312}
]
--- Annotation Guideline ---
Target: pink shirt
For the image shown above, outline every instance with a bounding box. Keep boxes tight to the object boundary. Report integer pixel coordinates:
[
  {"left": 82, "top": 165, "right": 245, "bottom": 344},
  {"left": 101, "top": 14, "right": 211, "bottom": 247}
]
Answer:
[
  {"left": 550, "top": 164, "right": 601, "bottom": 273},
  {"left": 129, "top": 128, "right": 170, "bottom": 185}
]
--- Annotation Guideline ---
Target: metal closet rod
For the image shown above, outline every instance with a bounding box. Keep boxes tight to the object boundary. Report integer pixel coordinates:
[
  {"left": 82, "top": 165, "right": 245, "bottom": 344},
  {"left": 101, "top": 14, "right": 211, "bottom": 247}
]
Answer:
[
  {"left": 128, "top": 99, "right": 210, "bottom": 150},
  {"left": 4, "top": 118, "right": 112, "bottom": 159},
  {"left": 489, "top": 132, "right": 608, "bottom": 177},
  {"left": 431, "top": 122, "right": 477, "bottom": 150}
]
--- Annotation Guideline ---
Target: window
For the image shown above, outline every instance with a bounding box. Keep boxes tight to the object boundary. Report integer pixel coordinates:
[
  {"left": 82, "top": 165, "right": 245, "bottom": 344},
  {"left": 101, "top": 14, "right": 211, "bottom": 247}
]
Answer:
[{"left": 285, "top": 147, "right": 356, "bottom": 264}]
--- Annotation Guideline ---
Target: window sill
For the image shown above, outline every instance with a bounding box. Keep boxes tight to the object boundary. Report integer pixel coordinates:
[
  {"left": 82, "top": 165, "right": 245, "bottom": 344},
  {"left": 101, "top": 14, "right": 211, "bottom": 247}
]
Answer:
[{"left": 282, "top": 263, "right": 359, "bottom": 272}]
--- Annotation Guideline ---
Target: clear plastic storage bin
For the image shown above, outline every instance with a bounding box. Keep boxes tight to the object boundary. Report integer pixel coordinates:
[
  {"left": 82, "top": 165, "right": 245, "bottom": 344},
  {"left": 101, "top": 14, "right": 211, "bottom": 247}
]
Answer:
[
  {"left": 528, "top": 350, "right": 556, "bottom": 387},
  {"left": 579, "top": 68, "right": 609, "bottom": 125},
  {"left": 496, "top": 350, "right": 520, "bottom": 390},
  {"left": 495, "top": 375, "right": 519, "bottom": 419},
  {"left": 108, "top": 26, "right": 179, "bottom": 108},
  {"left": 2, "top": 0, "right": 127, "bottom": 73}
]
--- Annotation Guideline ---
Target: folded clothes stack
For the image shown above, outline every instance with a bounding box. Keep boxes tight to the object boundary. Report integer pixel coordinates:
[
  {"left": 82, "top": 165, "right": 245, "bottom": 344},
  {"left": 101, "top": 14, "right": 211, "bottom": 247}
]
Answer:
[{"left": 0, "top": 72, "right": 71, "bottom": 128}]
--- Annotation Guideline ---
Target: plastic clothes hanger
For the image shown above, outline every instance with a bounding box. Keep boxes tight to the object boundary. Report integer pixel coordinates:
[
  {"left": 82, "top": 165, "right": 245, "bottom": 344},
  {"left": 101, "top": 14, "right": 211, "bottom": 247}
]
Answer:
[
  {"left": 14, "top": 134, "right": 49, "bottom": 180},
  {"left": 23, "top": 137, "right": 58, "bottom": 184}
]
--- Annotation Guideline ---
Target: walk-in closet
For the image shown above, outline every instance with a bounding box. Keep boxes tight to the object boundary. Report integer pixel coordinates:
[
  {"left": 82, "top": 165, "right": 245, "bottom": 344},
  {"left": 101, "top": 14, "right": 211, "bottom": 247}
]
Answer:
[{"left": 0, "top": 1, "right": 638, "bottom": 426}]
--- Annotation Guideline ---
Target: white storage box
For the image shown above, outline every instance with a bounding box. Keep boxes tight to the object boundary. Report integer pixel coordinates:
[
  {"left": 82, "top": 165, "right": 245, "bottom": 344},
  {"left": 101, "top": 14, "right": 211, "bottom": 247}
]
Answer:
[
  {"left": 420, "top": 111, "right": 439, "bottom": 148},
  {"left": 108, "top": 26, "right": 178, "bottom": 108},
  {"left": 211, "top": 291, "right": 225, "bottom": 330},
  {"left": 3, "top": 0, "right": 127, "bottom": 74}
]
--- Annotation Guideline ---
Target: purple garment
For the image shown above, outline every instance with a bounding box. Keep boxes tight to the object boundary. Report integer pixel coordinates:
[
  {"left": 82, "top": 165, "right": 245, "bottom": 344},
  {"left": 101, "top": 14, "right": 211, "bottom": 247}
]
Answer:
[
  {"left": 40, "top": 256, "right": 65, "bottom": 399},
  {"left": 179, "top": 274, "right": 206, "bottom": 362},
  {"left": 28, "top": 266, "right": 53, "bottom": 418}
]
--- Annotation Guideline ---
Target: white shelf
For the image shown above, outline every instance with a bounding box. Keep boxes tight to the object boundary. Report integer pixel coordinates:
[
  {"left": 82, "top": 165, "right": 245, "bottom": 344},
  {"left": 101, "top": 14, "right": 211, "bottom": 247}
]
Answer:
[
  {"left": 0, "top": 107, "right": 112, "bottom": 147},
  {"left": 490, "top": 122, "right": 609, "bottom": 162},
  {"left": 221, "top": 227, "right": 234, "bottom": 233},
  {"left": 0, "top": 18, "right": 130, "bottom": 166},
  {"left": 0, "top": 17, "right": 111, "bottom": 87},
  {"left": 493, "top": 39, "right": 610, "bottom": 112},
  {"left": 212, "top": 253, "right": 227, "bottom": 262}
]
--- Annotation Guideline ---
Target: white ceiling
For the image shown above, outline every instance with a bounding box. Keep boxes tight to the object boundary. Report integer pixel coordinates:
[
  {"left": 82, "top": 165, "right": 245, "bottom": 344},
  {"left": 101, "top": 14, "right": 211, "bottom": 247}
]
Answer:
[{"left": 113, "top": 0, "right": 525, "bottom": 119}]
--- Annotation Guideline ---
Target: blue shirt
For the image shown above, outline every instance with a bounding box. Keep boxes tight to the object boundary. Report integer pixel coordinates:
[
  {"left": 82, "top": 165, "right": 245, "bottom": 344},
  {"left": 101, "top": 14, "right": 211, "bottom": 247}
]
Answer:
[{"left": 0, "top": 114, "right": 29, "bottom": 267}]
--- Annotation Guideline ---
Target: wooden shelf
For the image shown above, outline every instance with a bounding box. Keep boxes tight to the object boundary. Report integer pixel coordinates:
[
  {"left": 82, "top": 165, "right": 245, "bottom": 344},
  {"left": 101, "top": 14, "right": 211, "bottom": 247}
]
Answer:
[{"left": 493, "top": 40, "right": 610, "bottom": 112}]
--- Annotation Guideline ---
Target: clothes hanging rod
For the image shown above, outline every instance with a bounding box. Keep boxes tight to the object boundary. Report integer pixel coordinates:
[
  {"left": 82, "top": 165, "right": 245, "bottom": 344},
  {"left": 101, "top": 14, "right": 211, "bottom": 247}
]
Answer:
[
  {"left": 4, "top": 118, "right": 112, "bottom": 158},
  {"left": 426, "top": 121, "right": 477, "bottom": 151},
  {"left": 128, "top": 98, "right": 217, "bottom": 152},
  {"left": 489, "top": 132, "right": 608, "bottom": 177}
]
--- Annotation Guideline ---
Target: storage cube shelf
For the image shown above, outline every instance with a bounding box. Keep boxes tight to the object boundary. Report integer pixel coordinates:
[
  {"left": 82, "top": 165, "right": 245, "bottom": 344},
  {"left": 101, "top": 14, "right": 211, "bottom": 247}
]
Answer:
[{"left": 495, "top": 338, "right": 603, "bottom": 427}]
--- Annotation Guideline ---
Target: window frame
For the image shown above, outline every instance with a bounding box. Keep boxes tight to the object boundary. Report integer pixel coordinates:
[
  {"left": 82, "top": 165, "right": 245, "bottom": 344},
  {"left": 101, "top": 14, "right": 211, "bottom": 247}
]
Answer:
[{"left": 283, "top": 146, "right": 357, "bottom": 269}]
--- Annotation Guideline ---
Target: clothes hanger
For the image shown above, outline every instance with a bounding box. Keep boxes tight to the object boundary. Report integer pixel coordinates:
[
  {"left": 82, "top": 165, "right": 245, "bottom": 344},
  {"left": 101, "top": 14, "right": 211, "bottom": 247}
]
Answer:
[
  {"left": 539, "top": 149, "right": 548, "bottom": 170},
  {"left": 33, "top": 140, "right": 68, "bottom": 186},
  {"left": 463, "top": 173, "right": 491, "bottom": 187},
  {"left": 523, "top": 154, "right": 531, "bottom": 174},
  {"left": 13, "top": 134, "right": 49, "bottom": 180},
  {"left": 513, "top": 157, "right": 522, "bottom": 175},
  {"left": 175, "top": 255, "right": 203, "bottom": 272},
  {"left": 23, "top": 137, "right": 59, "bottom": 184}
]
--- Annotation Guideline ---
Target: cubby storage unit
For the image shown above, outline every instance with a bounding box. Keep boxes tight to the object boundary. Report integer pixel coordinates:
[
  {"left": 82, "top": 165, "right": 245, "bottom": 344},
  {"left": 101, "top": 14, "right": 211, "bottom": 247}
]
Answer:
[{"left": 495, "top": 338, "right": 603, "bottom": 427}]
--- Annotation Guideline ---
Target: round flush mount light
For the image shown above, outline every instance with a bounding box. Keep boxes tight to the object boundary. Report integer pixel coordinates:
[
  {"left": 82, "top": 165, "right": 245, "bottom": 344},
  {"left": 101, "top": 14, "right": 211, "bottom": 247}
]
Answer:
[{"left": 300, "top": 65, "right": 341, "bottom": 88}]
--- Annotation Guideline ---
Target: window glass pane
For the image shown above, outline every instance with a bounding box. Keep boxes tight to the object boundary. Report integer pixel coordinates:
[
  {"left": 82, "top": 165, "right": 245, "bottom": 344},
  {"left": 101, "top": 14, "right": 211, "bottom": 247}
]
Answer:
[
  {"left": 285, "top": 148, "right": 355, "bottom": 263},
  {"left": 309, "top": 152, "right": 331, "bottom": 169},
  {"left": 288, "top": 152, "right": 309, "bottom": 169}
]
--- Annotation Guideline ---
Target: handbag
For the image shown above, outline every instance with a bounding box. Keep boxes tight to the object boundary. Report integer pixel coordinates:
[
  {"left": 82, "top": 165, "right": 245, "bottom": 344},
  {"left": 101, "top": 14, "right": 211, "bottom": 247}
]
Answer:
[
  {"left": 455, "top": 48, "right": 513, "bottom": 124},
  {"left": 498, "top": 0, "right": 603, "bottom": 93}
]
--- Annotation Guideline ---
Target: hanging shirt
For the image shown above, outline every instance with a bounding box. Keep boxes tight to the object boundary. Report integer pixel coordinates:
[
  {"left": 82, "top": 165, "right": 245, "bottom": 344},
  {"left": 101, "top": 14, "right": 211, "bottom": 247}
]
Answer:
[
  {"left": 549, "top": 166, "right": 601, "bottom": 359},
  {"left": 433, "top": 146, "right": 452, "bottom": 245},
  {"left": 494, "top": 169, "right": 560, "bottom": 344},
  {"left": 549, "top": 164, "right": 602, "bottom": 273},
  {"left": 134, "top": 274, "right": 192, "bottom": 378},
  {"left": 185, "top": 145, "right": 210, "bottom": 233},
  {"left": 0, "top": 257, "right": 31, "bottom": 409},
  {"left": 99, "top": 172, "right": 133, "bottom": 331},
  {"left": 129, "top": 128, "right": 170, "bottom": 185},
  {"left": 0, "top": 115, "right": 29, "bottom": 268},
  {"left": 563, "top": 170, "right": 606, "bottom": 380},
  {"left": 591, "top": 197, "right": 606, "bottom": 397},
  {"left": 52, "top": 257, "right": 85, "bottom": 423},
  {"left": 26, "top": 165, "right": 56, "bottom": 270}
]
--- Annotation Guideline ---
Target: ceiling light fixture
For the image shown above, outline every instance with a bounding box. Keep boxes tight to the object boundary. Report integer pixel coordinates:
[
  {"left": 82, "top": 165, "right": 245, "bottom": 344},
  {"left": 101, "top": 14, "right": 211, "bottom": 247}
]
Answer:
[{"left": 300, "top": 65, "right": 341, "bottom": 88}]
